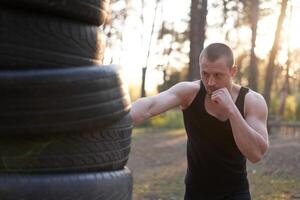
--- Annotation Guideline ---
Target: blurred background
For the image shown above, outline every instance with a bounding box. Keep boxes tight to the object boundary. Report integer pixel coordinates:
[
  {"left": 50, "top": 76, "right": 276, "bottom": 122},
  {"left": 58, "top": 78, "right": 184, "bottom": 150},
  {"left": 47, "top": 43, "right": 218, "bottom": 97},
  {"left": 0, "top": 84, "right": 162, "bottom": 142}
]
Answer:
[{"left": 102, "top": 0, "right": 300, "bottom": 199}]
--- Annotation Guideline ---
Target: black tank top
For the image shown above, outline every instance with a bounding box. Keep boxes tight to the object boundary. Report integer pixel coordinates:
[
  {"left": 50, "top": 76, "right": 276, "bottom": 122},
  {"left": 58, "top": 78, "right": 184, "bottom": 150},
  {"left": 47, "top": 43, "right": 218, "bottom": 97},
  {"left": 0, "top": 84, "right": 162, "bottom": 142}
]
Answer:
[{"left": 182, "top": 81, "right": 250, "bottom": 193}]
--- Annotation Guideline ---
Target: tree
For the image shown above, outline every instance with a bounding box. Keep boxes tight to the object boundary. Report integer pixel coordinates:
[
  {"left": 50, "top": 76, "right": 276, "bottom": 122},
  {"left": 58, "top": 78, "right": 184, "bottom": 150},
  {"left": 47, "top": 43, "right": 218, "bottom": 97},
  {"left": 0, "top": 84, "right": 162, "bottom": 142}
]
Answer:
[
  {"left": 157, "top": 70, "right": 184, "bottom": 92},
  {"left": 263, "top": 0, "right": 288, "bottom": 107},
  {"left": 220, "top": 0, "right": 273, "bottom": 91},
  {"left": 155, "top": 19, "right": 189, "bottom": 87},
  {"left": 188, "top": 0, "right": 207, "bottom": 81},
  {"left": 248, "top": 0, "right": 259, "bottom": 91},
  {"left": 103, "top": 0, "right": 131, "bottom": 64},
  {"left": 105, "top": 0, "right": 160, "bottom": 98},
  {"left": 140, "top": 0, "right": 160, "bottom": 97}
]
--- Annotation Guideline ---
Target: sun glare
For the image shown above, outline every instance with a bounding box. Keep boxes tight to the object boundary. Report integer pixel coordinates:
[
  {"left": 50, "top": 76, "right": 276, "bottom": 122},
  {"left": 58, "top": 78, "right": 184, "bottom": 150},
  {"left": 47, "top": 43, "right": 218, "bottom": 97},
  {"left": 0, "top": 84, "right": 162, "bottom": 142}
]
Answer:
[
  {"left": 107, "top": 0, "right": 300, "bottom": 95},
  {"left": 250, "top": 1, "right": 300, "bottom": 61},
  {"left": 113, "top": 0, "right": 190, "bottom": 94},
  {"left": 287, "top": 4, "right": 300, "bottom": 49}
]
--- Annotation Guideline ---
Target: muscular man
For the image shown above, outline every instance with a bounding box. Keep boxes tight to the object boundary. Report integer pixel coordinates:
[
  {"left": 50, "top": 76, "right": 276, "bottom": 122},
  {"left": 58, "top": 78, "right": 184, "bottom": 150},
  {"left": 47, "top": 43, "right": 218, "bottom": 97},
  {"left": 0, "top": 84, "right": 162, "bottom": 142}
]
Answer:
[{"left": 130, "top": 43, "right": 269, "bottom": 200}]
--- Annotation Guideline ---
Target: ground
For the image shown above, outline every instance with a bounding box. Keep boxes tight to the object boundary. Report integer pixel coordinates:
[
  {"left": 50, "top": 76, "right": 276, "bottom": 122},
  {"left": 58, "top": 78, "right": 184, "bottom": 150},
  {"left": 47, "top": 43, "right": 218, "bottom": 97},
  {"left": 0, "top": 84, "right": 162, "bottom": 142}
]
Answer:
[{"left": 127, "top": 128, "right": 300, "bottom": 200}]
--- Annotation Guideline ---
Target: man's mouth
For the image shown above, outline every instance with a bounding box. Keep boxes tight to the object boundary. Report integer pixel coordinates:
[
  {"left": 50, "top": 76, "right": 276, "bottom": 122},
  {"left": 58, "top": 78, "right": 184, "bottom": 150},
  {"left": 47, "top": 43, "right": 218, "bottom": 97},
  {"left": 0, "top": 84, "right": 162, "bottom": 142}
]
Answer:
[{"left": 207, "top": 88, "right": 216, "bottom": 94}]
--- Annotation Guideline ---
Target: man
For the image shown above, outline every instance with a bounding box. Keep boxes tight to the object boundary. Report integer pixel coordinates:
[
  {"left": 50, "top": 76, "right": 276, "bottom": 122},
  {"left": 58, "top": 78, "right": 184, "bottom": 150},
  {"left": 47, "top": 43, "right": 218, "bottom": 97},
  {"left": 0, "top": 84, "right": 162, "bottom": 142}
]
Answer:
[{"left": 130, "top": 43, "right": 269, "bottom": 200}]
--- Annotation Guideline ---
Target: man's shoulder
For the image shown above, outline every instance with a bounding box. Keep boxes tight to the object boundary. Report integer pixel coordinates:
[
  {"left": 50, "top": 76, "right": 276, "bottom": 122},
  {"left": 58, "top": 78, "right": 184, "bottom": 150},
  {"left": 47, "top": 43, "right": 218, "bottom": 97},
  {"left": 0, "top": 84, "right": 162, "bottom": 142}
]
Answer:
[
  {"left": 176, "top": 81, "right": 200, "bottom": 92},
  {"left": 167, "top": 81, "right": 200, "bottom": 109},
  {"left": 245, "top": 89, "right": 265, "bottom": 104},
  {"left": 235, "top": 83, "right": 265, "bottom": 103},
  {"left": 244, "top": 89, "right": 268, "bottom": 114}
]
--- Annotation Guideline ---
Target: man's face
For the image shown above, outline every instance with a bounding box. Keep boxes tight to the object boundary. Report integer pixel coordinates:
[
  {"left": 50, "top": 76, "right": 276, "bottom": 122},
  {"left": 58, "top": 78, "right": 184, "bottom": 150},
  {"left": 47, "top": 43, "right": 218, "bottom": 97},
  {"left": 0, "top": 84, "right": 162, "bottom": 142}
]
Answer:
[{"left": 199, "top": 56, "right": 235, "bottom": 96}]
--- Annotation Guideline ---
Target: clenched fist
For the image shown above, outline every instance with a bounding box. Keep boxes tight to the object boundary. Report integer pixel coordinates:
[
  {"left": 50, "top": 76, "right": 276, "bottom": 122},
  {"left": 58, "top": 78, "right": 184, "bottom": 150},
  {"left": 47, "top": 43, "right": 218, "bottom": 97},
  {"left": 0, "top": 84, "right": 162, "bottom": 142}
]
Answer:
[{"left": 211, "top": 88, "right": 236, "bottom": 115}]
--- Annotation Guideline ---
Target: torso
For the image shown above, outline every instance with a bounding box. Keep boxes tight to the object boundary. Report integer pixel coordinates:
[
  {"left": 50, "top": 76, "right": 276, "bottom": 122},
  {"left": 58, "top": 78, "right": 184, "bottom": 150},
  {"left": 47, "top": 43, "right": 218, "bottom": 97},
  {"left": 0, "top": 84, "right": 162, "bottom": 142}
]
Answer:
[{"left": 181, "top": 81, "right": 250, "bottom": 192}]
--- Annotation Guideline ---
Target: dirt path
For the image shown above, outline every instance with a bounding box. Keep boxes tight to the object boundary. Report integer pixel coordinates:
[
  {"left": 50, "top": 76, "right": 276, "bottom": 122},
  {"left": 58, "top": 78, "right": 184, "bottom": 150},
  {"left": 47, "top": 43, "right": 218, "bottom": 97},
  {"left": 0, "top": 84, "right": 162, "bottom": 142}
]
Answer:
[
  {"left": 127, "top": 128, "right": 300, "bottom": 200},
  {"left": 248, "top": 134, "right": 300, "bottom": 178},
  {"left": 128, "top": 129, "right": 187, "bottom": 200}
]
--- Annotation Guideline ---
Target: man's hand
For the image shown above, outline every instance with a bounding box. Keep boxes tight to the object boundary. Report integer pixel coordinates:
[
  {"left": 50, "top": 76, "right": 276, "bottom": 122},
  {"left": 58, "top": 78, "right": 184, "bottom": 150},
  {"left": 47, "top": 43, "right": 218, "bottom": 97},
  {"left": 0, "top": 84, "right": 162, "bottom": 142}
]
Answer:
[{"left": 211, "top": 88, "right": 235, "bottom": 115}]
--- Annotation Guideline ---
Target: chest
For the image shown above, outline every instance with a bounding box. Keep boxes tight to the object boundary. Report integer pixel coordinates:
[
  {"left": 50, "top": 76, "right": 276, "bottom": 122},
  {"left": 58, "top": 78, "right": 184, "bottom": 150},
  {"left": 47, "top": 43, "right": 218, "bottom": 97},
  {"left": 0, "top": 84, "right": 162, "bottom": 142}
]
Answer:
[
  {"left": 204, "top": 98, "right": 228, "bottom": 121},
  {"left": 204, "top": 94, "right": 239, "bottom": 122}
]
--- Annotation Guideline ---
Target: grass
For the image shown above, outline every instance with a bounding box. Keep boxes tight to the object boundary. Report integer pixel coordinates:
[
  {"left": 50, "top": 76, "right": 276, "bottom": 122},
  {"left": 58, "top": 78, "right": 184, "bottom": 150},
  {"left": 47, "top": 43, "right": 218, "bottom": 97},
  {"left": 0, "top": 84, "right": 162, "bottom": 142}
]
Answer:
[
  {"left": 249, "top": 172, "right": 300, "bottom": 200},
  {"left": 134, "top": 167, "right": 185, "bottom": 200},
  {"left": 131, "top": 127, "right": 184, "bottom": 141},
  {"left": 129, "top": 128, "right": 300, "bottom": 200},
  {"left": 133, "top": 169, "right": 300, "bottom": 200}
]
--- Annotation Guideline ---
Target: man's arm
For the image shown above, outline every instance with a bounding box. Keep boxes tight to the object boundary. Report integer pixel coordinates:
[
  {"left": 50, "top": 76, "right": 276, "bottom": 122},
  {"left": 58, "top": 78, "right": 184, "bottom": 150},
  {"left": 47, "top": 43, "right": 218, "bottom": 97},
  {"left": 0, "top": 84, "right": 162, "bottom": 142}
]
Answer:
[
  {"left": 130, "top": 82, "right": 199, "bottom": 125},
  {"left": 211, "top": 89, "right": 269, "bottom": 163},
  {"left": 228, "top": 92, "right": 269, "bottom": 163}
]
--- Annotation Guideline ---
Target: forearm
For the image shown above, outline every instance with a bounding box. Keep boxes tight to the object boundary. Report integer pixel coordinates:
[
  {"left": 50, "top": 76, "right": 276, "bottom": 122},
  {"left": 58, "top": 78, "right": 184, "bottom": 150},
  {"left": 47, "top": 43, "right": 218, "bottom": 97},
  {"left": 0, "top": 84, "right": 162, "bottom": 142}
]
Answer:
[
  {"left": 129, "top": 97, "right": 153, "bottom": 126},
  {"left": 129, "top": 84, "right": 188, "bottom": 126},
  {"left": 228, "top": 106, "right": 268, "bottom": 163}
]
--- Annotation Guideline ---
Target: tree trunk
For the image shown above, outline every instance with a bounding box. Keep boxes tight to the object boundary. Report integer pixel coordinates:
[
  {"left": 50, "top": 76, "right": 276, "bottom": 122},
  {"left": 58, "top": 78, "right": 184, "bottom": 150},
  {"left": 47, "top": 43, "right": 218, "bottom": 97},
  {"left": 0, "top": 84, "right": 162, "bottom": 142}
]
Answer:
[
  {"left": 278, "top": 2, "right": 292, "bottom": 117},
  {"left": 141, "top": 67, "right": 147, "bottom": 97},
  {"left": 278, "top": 67, "right": 290, "bottom": 117},
  {"left": 140, "top": 0, "right": 159, "bottom": 97},
  {"left": 235, "top": 53, "right": 247, "bottom": 84},
  {"left": 188, "top": 0, "right": 207, "bottom": 81},
  {"left": 248, "top": 0, "right": 259, "bottom": 91},
  {"left": 263, "top": 0, "right": 288, "bottom": 106}
]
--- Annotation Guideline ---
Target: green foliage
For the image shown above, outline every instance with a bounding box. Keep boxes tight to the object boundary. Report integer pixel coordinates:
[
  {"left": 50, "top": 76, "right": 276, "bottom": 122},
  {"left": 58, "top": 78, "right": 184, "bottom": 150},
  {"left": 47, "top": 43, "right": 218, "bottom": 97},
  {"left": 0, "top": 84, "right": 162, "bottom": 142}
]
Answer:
[
  {"left": 296, "top": 94, "right": 300, "bottom": 121},
  {"left": 128, "top": 83, "right": 140, "bottom": 102},
  {"left": 270, "top": 94, "right": 300, "bottom": 121},
  {"left": 283, "top": 95, "right": 297, "bottom": 121},
  {"left": 139, "top": 110, "right": 184, "bottom": 129},
  {"left": 270, "top": 96, "right": 279, "bottom": 116}
]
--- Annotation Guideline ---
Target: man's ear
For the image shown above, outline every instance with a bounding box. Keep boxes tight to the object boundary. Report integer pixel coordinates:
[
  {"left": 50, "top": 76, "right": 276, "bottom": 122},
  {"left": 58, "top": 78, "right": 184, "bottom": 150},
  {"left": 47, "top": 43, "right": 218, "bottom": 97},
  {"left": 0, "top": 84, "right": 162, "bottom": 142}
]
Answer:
[{"left": 230, "top": 65, "right": 238, "bottom": 77}]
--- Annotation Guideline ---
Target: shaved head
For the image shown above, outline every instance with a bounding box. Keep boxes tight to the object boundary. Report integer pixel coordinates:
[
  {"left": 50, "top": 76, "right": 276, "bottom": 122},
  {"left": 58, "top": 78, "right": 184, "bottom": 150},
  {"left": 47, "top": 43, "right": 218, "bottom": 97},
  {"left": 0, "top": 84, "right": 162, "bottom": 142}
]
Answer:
[{"left": 199, "top": 43, "right": 235, "bottom": 69}]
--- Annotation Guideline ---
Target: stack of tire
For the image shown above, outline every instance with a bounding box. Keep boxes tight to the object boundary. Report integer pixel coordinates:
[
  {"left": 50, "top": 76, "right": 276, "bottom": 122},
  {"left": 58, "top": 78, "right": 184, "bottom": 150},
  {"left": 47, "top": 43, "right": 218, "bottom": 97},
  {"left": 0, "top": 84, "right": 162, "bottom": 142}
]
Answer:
[{"left": 0, "top": 1, "right": 133, "bottom": 199}]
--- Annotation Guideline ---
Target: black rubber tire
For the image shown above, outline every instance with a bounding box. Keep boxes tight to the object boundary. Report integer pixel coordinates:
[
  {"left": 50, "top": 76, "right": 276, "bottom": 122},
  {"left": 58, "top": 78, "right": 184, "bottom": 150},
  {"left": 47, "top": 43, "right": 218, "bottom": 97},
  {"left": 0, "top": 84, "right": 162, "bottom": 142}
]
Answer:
[
  {"left": 1, "top": 0, "right": 109, "bottom": 26},
  {"left": 0, "top": 8, "right": 105, "bottom": 69},
  {"left": 0, "top": 114, "right": 132, "bottom": 173},
  {"left": 0, "top": 65, "right": 131, "bottom": 135},
  {"left": 0, "top": 167, "right": 133, "bottom": 200}
]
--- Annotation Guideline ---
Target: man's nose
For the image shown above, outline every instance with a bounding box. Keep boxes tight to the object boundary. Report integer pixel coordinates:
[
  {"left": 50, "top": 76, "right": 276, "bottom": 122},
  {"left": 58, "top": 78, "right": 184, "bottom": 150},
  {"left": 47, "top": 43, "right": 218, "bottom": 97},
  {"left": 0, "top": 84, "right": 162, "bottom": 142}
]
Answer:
[{"left": 207, "top": 77, "right": 215, "bottom": 86}]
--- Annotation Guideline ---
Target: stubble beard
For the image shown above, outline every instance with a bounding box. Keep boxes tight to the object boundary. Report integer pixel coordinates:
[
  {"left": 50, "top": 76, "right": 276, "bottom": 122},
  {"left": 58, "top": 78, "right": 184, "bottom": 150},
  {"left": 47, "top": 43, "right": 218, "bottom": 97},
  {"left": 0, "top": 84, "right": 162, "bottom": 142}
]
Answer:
[{"left": 206, "top": 87, "right": 216, "bottom": 97}]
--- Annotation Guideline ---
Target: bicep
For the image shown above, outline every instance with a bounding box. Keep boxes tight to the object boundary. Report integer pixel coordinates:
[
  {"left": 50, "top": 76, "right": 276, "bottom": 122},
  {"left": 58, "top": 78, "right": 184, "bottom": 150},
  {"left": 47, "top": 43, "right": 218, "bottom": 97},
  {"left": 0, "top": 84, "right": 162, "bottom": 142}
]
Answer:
[
  {"left": 137, "top": 82, "right": 199, "bottom": 119},
  {"left": 245, "top": 94, "right": 268, "bottom": 139},
  {"left": 149, "top": 82, "right": 198, "bottom": 116},
  {"left": 149, "top": 90, "right": 181, "bottom": 116},
  {"left": 245, "top": 115, "right": 267, "bottom": 137}
]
